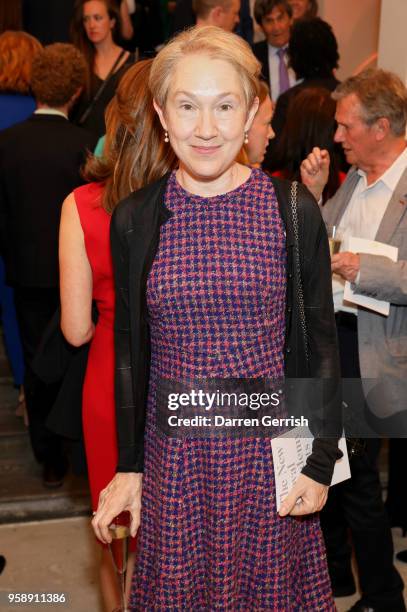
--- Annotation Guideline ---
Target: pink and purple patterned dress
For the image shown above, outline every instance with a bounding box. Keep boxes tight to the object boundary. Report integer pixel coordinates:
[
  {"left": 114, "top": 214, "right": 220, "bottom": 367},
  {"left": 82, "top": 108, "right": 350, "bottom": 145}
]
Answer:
[{"left": 130, "top": 169, "right": 334, "bottom": 610}]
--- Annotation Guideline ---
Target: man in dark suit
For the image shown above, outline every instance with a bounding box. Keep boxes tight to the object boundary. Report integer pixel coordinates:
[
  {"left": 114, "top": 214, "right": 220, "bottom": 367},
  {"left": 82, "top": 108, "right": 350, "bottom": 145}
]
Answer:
[
  {"left": 0, "top": 43, "right": 96, "bottom": 487},
  {"left": 252, "top": 0, "right": 295, "bottom": 102}
]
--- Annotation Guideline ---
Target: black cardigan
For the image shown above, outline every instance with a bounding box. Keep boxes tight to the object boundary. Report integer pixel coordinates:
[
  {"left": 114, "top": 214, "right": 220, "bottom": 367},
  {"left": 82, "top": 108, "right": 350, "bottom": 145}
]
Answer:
[{"left": 110, "top": 173, "right": 342, "bottom": 485}]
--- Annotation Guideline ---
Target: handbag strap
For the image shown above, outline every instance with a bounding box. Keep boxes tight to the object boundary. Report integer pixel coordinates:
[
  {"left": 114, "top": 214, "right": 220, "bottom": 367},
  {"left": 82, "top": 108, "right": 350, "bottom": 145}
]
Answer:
[
  {"left": 289, "top": 181, "right": 310, "bottom": 363},
  {"left": 78, "top": 49, "right": 127, "bottom": 126}
]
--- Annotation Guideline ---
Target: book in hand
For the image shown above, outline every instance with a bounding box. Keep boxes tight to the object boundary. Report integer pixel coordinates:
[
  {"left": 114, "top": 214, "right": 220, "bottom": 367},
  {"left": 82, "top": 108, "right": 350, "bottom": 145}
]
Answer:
[{"left": 271, "top": 426, "right": 351, "bottom": 512}]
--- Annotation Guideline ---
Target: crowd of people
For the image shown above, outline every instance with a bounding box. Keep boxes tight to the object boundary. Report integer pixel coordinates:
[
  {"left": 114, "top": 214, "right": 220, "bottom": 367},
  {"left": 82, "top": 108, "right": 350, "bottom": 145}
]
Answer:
[{"left": 0, "top": 1, "right": 406, "bottom": 611}]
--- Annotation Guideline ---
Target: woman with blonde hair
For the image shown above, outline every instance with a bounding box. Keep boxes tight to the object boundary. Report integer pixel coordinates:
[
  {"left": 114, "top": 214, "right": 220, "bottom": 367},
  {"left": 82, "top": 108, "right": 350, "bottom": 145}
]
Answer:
[
  {"left": 59, "top": 59, "right": 176, "bottom": 611},
  {"left": 93, "top": 26, "right": 341, "bottom": 609}
]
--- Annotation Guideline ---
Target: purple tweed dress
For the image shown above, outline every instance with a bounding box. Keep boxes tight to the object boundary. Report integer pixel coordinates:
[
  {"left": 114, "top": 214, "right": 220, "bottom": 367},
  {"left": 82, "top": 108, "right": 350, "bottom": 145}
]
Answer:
[{"left": 129, "top": 169, "right": 335, "bottom": 611}]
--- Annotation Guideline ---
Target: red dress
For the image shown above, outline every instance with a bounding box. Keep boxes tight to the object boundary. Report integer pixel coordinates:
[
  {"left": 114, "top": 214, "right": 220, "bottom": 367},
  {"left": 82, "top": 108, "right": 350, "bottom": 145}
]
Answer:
[{"left": 74, "top": 182, "right": 117, "bottom": 511}]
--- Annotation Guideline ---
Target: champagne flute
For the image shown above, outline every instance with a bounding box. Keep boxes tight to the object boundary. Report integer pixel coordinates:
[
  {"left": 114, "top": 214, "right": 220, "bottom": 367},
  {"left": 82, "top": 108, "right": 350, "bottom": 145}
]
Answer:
[
  {"left": 325, "top": 224, "right": 342, "bottom": 257},
  {"left": 109, "top": 512, "right": 130, "bottom": 612}
]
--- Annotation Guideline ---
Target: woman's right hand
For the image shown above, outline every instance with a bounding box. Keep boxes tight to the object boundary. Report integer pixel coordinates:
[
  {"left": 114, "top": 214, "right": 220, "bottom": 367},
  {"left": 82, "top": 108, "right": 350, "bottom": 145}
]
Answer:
[
  {"left": 300, "top": 147, "right": 330, "bottom": 202},
  {"left": 92, "top": 472, "right": 142, "bottom": 543}
]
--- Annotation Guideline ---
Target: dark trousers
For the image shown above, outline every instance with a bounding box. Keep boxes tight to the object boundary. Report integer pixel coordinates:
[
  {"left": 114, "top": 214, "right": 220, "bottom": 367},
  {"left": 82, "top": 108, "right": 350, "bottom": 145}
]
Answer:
[
  {"left": 386, "top": 438, "right": 407, "bottom": 532},
  {"left": 320, "top": 313, "right": 405, "bottom": 610},
  {"left": 14, "top": 287, "right": 64, "bottom": 467}
]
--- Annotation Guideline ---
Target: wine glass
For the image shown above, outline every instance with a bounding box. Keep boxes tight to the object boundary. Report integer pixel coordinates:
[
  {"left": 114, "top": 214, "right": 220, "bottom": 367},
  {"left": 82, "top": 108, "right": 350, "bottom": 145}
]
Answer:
[
  {"left": 325, "top": 224, "right": 342, "bottom": 257},
  {"left": 109, "top": 512, "right": 130, "bottom": 612}
]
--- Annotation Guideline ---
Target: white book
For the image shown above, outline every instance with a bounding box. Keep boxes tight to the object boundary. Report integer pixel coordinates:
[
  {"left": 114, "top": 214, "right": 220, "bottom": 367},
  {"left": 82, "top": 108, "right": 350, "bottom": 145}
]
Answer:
[
  {"left": 271, "top": 426, "right": 351, "bottom": 512},
  {"left": 343, "top": 237, "right": 398, "bottom": 316}
]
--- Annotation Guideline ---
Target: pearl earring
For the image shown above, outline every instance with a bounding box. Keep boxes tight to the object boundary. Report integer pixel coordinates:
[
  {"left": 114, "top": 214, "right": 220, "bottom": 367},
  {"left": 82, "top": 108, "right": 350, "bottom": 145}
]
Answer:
[
  {"left": 164, "top": 131, "right": 169, "bottom": 143},
  {"left": 244, "top": 131, "right": 249, "bottom": 144}
]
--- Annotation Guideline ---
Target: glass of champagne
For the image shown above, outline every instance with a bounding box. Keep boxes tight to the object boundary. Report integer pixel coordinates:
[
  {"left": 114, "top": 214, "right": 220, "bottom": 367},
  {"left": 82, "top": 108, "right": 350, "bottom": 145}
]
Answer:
[
  {"left": 325, "top": 224, "right": 342, "bottom": 257},
  {"left": 109, "top": 512, "right": 131, "bottom": 612}
]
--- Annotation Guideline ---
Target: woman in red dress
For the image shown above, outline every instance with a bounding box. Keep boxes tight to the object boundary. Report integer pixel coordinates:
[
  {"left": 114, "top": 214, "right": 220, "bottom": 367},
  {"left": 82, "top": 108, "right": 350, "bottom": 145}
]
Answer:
[{"left": 59, "top": 59, "right": 176, "bottom": 610}]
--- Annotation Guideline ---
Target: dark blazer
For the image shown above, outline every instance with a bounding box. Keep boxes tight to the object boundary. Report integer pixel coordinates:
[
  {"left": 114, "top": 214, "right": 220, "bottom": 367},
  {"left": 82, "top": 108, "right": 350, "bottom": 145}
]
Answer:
[
  {"left": 32, "top": 307, "right": 89, "bottom": 440},
  {"left": 0, "top": 114, "right": 96, "bottom": 287},
  {"left": 235, "top": 0, "right": 254, "bottom": 45},
  {"left": 252, "top": 40, "right": 270, "bottom": 87},
  {"left": 110, "top": 173, "right": 342, "bottom": 485},
  {"left": 32, "top": 304, "right": 99, "bottom": 440}
]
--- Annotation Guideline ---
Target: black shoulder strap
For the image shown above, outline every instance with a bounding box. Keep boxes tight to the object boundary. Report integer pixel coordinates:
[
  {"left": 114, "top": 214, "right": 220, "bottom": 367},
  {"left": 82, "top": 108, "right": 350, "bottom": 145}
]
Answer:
[
  {"left": 269, "top": 175, "right": 310, "bottom": 363},
  {"left": 78, "top": 49, "right": 127, "bottom": 126}
]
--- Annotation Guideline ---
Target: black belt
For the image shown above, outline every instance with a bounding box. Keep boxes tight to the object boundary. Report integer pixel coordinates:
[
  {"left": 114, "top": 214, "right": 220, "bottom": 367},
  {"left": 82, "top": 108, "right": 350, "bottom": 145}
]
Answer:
[{"left": 335, "top": 311, "right": 357, "bottom": 331}]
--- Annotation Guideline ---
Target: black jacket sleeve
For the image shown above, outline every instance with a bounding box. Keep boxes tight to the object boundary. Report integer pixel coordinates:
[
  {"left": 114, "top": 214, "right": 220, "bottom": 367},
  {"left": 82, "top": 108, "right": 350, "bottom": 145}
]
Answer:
[
  {"left": 110, "top": 205, "right": 144, "bottom": 473},
  {"left": 298, "top": 187, "right": 342, "bottom": 485}
]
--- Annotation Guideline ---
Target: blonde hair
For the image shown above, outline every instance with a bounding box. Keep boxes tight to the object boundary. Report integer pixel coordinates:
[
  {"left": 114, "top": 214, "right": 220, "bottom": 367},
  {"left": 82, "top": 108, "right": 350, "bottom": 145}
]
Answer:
[
  {"left": 149, "top": 26, "right": 261, "bottom": 111},
  {"left": 0, "top": 31, "right": 42, "bottom": 94},
  {"left": 84, "top": 60, "right": 177, "bottom": 214}
]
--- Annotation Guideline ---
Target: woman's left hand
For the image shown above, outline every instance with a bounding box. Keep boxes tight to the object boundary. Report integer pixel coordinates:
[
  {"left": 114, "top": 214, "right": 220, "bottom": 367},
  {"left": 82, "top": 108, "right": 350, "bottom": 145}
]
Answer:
[
  {"left": 92, "top": 472, "right": 142, "bottom": 543},
  {"left": 278, "top": 473, "right": 329, "bottom": 517}
]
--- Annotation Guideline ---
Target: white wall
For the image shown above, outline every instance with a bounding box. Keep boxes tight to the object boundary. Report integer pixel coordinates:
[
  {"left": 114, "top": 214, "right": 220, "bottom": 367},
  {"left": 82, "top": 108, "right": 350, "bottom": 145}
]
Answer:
[
  {"left": 378, "top": 0, "right": 407, "bottom": 83},
  {"left": 319, "top": 0, "right": 381, "bottom": 80}
]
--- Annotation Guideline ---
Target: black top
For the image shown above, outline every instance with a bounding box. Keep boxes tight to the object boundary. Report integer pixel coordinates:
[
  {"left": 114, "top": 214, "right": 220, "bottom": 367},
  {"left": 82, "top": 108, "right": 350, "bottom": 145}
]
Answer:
[
  {"left": 110, "top": 173, "right": 342, "bottom": 486},
  {"left": 72, "top": 52, "right": 137, "bottom": 140},
  {"left": 0, "top": 114, "right": 96, "bottom": 287}
]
